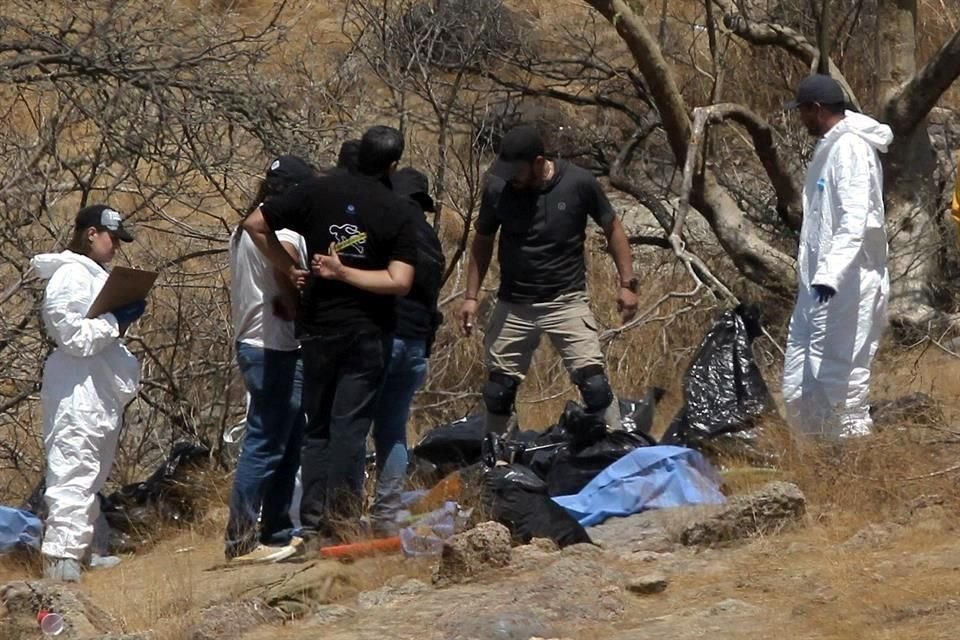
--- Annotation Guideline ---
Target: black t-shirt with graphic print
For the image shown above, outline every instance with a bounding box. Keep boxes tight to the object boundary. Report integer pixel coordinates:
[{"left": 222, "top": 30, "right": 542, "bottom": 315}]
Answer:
[
  {"left": 260, "top": 172, "right": 419, "bottom": 337},
  {"left": 475, "top": 160, "right": 616, "bottom": 303}
]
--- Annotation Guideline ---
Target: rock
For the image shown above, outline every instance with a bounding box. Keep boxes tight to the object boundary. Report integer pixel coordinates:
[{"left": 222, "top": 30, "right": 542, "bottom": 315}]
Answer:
[
  {"left": 442, "top": 608, "right": 555, "bottom": 640},
  {"left": 707, "top": 598, "right": 760, "bottom": 615},
  {"left": 0, "top": 580, "right": 118, "bottom": 639},
  {"left": 527, "top": 537, "right": 560, "bottom": 552},
  {"left": 559, "top": 542, "right": 604, "bottom": 558},
  {"left": 679, "top": 482, "right": 806, "bottom": 546},
  {"left": 511, "top": 538, "right": 560, "bottom": 570},
  {"left": 181, "top": 599, "right": 284, "bottom": 640},
  {"left": 844, "top": 522, "right": 904, "bottom": 548},
  {"left": 626, "top": 572, "right": 669, "bottom": 595},
  {"left": 358, "top": 579, "right": 430, "bottom": 609},
  {"left": 433, "top": 521, "right": 512, "bottom": 585},
  {"left": 632, "top": 550, "right": 671, "bottom": 563},
  {"left": 305, "top": 605, "right": 356, "bottom": 626}
]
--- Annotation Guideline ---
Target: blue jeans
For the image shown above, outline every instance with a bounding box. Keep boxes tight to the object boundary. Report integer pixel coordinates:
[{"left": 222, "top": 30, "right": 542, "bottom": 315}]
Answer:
[
  {"left": 225, "top": 343, "right": 304, "bottom": 558},
  {"left": 370, "top": 338, "right": 428, "bottom": 531}
]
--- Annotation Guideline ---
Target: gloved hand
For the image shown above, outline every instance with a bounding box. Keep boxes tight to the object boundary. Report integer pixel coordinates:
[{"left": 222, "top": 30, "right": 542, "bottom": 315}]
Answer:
[
  {"left": 111, "top": 299, "right": 147, "bottom": 325},
  {"left": 812, "top": 285, "right": 836, "bottom": 304}
]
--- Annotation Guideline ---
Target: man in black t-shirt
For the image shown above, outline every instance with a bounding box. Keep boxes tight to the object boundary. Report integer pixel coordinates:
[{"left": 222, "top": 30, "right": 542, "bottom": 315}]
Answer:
[
  {"left": 242, "top": 126, "right": 418, "bottom": 542},
  {"left": 459, "top": 125, "right": 639, "bottom": 434}
]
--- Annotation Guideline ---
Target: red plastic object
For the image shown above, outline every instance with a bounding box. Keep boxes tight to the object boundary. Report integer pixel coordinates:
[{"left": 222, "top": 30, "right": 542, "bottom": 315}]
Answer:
[{"left": 318, "top": 536, "right": 402, "bottom": 559}]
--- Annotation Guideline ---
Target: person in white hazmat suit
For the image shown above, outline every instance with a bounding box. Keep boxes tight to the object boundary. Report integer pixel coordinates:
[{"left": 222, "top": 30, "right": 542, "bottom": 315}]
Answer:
[
  {"left": 31, "top": 205, "right": 147, "bottom": 582},
  {"left": 782, "top": 74, "right": 893, "bottom": 439}
]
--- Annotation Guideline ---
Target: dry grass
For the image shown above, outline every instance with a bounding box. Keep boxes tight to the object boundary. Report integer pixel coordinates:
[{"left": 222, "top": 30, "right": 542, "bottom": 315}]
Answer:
[{"left": 2, "top": 3, "right": 959, "bottom": 638}]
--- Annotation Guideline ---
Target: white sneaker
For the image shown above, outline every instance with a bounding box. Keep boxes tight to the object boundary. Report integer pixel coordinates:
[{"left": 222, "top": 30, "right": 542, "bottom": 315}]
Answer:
[
  {"left": 89, "top": 554, "right": 122, "bottom": 570},
  {"left": 44, "top": 557, "right": 82, "bottom": 582},
  {"left": 230, "top": 543, "right": 297, "bottom": 565}
]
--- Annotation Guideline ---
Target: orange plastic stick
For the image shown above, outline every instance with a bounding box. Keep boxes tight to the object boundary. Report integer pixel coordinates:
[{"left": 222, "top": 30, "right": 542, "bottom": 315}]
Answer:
[{"left": 318, "top": 536, "right": 402, "bottom": 559}]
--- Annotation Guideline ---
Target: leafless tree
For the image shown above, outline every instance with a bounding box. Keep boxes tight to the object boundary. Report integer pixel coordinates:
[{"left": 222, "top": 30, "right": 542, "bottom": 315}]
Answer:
[
  {"left": 0, "top": 0, "right": 351, "bottom": 494},
  {"left": 575, "top": 0, "right": 960, "bottom": 331}
]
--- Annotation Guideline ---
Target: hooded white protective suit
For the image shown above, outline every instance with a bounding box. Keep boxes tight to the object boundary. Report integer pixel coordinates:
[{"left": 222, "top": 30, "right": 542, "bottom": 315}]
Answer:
[
  {"left": 782, "top": 112, "right": 892, "bottom": 438},
  {"left": 32, "top": 251, "right": 140, "bottom": 561}
]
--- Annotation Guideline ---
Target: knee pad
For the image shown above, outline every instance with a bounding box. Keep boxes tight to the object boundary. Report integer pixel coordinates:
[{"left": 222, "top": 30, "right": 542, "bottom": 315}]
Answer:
[
  {"left": 573, "top": 365, "right": 613, "bottom": 413},
  {"left": 483, "top": 372, "right": 519, "bottom": 416}
]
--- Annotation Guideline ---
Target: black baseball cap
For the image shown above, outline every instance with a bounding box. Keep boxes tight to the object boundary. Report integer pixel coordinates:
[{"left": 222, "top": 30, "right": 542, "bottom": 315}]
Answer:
[
  {"left": 785, "top": 74, "right": 846, "bottom": 109},
  {"left": 393, "top": 167, "right": 436, "bottom": 212},
  {"left": 337, "top": 140, "right": 361, "bottom": 172},
  {"left": 489, "top": 125, "right": 546, "bottom": 180},
  {"left": 266, "top": 154, "right": 314, "bottom": 183},
  {"left": 75, "top": 204, "right": 134, "bottom": 242}
]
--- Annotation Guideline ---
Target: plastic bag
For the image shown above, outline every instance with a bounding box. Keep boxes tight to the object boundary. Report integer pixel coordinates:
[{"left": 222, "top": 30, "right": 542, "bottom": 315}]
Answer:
[
  {"left": 496, "top": 402, "right": 650, "bottom": 496},
  {"left": 398, "top": 501, "right": 473, "bottom": 557},
  {"left": 101, "top": 441, "right": 211, "bottom": 535},
  {"left": 482, "top": 463, "right": 592, "bottom": 548},
  {"left": 553, "top": 445, "right": 726, "bottom": 526},
  {"left": 660, "top": 304, "right": 772, "bottom": 454},
  {"left": 619, "top": 388, "right": 665, "bottom": 440},
  {"left": 544, "top": 430, "right": 651, "bottom": 497},
  {"left": 0, "top": 506, "right": 42, "bottom": 553},
  {"left": 411, "top": 413, "right": 487, "bottom": 477}
]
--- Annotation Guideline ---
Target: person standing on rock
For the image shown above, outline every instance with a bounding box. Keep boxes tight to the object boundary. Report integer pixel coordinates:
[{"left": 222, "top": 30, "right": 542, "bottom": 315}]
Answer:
[
  {"left": 242, "top": 126, "right": 418, "bottom": 544},
  {"left": 225, "top": 155, "right": 316, "bottom": 565},
  {"left": 32, "top": 205, "right": 145, "bottom": 582},
  {"left": 459, "top": 124, "right": 638, "bottom": 434},
  {"left": 782, "top": 74, "right": 893, "bottom": 439}
]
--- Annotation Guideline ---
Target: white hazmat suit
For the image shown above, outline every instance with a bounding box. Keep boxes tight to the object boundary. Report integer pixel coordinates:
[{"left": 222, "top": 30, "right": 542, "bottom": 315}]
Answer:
[
  {"left": 783, "top": 111, "right": 893, "bottom": 439},
  {"left": 31, "top": 251, "right": 141, "bottom": 561}
]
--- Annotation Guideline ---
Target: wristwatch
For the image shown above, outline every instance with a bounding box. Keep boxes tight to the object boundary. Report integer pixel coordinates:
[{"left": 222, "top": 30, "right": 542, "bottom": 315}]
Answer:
[{"left": 620, "top": 277, "right": 639, "bottom": 294}]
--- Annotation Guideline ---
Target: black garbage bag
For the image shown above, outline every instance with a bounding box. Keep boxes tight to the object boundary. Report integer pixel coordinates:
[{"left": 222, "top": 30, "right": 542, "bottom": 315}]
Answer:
[
  {"left": 660, "top": 304, "right": 773, "bottom": 454},
  {"left": 484, "top": 402, "right": 650, "bottom": 496},
  {"left": 411, "top": 413, "right": 487, "bottom": 477},
  {"left": 544, "top": 430, "right": 651, "bottom": 497},
  {"left": 619, "top": 388, "right": 665, "bottom": 440},
  {"left": 101, "top": 441, "right": 211, "bottom": 535},
  {"left": 483, "top": 463, "right": 591, "bottom": 548}
]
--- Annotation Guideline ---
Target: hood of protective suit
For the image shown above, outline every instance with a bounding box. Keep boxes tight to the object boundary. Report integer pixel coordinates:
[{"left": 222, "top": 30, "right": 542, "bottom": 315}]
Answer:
[
  {"left": 823, "top": 111, "right": 894, "bottom": 153},
  {"left": 31, "top": 250, "right": 105, "bottom": 281}
]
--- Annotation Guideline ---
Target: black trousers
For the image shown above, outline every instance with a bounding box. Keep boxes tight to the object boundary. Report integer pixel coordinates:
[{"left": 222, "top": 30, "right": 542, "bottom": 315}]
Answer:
[{"left": 298, "top": 331, "right": 390, "bottom": 538}]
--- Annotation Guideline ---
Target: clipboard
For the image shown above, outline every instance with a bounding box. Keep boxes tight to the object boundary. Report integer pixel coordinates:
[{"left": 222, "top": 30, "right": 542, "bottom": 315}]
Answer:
[{"left": 86, "top": 266, "right": 158, "bottom": 319}]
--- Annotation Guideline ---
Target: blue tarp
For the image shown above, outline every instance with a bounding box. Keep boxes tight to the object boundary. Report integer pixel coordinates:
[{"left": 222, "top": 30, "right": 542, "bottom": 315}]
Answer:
[
  {"left": 0, "top": 506, "right": 42, "bottom": 552},
  {"left": 552, "top": 445, "right": 726, "bottom": 527}
]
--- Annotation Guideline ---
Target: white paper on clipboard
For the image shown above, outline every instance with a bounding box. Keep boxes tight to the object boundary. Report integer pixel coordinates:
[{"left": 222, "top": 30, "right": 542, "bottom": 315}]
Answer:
[{"left": 86, "top": 266, "right": 158, "bottom": 319}]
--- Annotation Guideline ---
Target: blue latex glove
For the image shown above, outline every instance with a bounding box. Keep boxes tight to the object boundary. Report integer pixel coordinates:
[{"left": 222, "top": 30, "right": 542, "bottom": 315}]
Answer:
[{"left": 111, "top": 300, "right": 147, "bottom": 325}]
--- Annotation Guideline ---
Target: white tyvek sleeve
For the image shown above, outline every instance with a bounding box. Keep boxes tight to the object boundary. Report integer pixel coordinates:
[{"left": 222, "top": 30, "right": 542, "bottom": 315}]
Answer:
[
  {"left": 812, "top": 139, "right": 870, "bottom": 291},
  {"left": 42, "top": 264, "right": 120, "bottom": 357}
]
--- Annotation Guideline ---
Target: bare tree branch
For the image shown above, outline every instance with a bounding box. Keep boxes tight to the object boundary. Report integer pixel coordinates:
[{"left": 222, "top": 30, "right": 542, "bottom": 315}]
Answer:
[
  {"left": 884, "top": 29, "right": 960, "bottom": 134},
  {"left": 714, "top": 0, "right": 861, "bottom": 110}
]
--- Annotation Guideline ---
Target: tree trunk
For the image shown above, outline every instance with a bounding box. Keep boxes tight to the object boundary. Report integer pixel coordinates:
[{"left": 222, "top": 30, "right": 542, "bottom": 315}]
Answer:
[
  {"left": 876, "top": 0, "right": 942, "bottom": 325},
  {"left": 586, "top": 0, "right": 796, "bottom": 298}
]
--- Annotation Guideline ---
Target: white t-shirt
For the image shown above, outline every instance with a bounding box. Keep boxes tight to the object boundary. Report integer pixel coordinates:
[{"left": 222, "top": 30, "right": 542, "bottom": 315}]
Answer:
[{"left": 230, "top": 226, "right": 307, "bottom": 351}]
